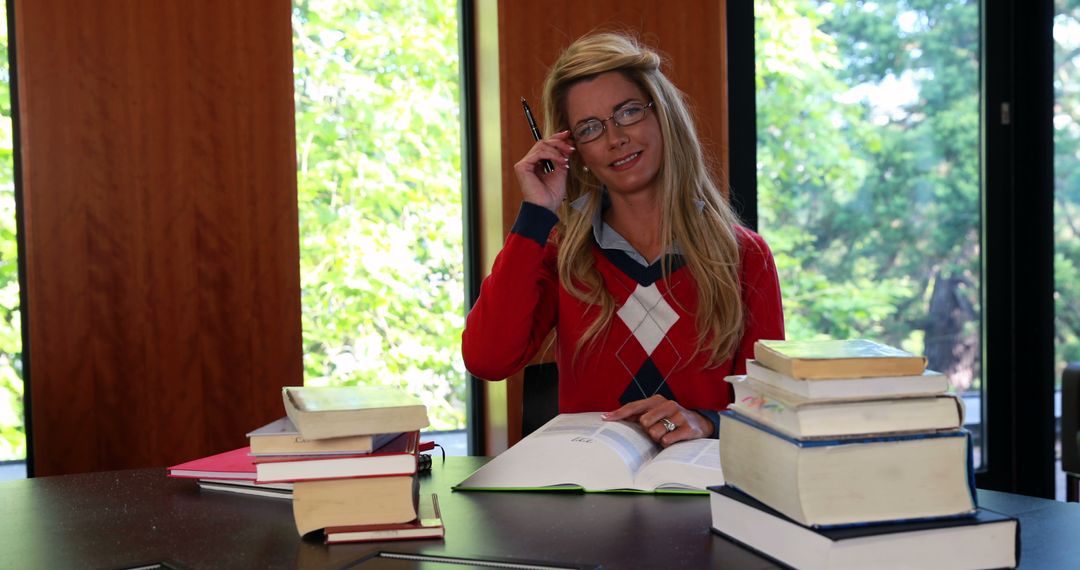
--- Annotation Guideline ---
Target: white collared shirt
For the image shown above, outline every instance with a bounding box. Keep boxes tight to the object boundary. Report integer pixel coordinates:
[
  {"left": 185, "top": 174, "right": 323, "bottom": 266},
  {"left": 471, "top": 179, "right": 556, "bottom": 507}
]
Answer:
[{"left": 569, "top": 192, "right": 700, "bottom": 266}]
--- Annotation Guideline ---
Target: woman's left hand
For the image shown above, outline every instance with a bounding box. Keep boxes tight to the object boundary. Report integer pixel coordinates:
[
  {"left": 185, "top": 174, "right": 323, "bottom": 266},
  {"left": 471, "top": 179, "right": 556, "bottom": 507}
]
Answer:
[{"left": 601, "top": 395, "right": 714, "bottom": 447}]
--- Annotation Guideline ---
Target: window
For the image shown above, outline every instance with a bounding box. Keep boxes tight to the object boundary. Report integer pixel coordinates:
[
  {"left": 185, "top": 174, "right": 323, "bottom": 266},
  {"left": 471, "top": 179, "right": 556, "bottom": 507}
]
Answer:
[
  {"left": 754, "top": 1, "right": 985, "bottom": 461},
  {"left": 0, "top": 0, "right": 24, "bottom": 475},
  {"left": 1055, "top": 0, "right": 1080, "bottom": 499},
  {"left": 292, "top": 1, "right": 467, "bottom": 442}
]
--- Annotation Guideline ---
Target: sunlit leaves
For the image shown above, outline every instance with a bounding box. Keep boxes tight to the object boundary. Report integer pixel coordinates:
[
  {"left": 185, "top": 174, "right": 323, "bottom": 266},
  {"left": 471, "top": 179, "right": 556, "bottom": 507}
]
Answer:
[
  {"left": 294, "top": 0, "right": 465, "bottom": 429},
  {"left": 0, "top": 0, "right": 20, "bottom": 461},
  {"left": 1054, "top": 0, "right": 1080, "bottom": 381},
  {"left": 756, "top": 0, "right": 982, "bottom": 389}
]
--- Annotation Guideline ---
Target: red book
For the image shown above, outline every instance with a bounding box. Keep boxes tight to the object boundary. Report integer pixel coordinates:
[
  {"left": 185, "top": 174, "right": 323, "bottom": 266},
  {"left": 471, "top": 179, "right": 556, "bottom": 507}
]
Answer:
[
  {"left": 254, "top": 431, "right": 419, "bottom": 483},
  {"left": 167, "top": 447, "right": 256, "bottom": 481},
  {"left": 324, "top": 493, "right": 444, "bottom": 544}
]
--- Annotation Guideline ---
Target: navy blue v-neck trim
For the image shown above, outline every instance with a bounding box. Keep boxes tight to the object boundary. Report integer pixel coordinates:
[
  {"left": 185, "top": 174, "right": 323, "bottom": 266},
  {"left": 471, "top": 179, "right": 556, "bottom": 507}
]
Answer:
[{"left": 598, "top": 246, "right": 686, "bottom": 286}]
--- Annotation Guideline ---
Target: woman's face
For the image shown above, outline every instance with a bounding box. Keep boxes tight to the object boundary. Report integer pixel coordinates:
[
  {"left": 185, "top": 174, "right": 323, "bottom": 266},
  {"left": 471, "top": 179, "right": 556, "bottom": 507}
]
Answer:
[{"left": 565, "top": 72, "right": 664, "bottom": 199}]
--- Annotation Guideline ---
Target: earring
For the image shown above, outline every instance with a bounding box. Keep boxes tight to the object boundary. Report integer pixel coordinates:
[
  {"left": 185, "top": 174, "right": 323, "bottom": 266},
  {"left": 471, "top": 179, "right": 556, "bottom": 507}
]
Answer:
[{"left": 583, "top": 166, "right": 589, "bottom": 172}]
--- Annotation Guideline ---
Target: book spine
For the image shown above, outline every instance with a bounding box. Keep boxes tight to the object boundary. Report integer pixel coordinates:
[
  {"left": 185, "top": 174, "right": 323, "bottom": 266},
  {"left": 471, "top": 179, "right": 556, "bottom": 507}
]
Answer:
[
  {"left": 326, "top": 530, "right": 443, "bottom": 544},
  {"left": 256, "top": 470, "right": 417, "bottom": 484},
  {"left": 965, "top": 430, "right": 977, "bottom": 509},
  {"left": 718, "top": 410, "right": 969, "bottom": 448}
]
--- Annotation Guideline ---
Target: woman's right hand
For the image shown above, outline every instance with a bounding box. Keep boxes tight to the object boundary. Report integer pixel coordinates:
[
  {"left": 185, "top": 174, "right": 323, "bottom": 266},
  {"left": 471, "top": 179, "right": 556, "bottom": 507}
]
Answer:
[{"left": 512, "top": 130, "right": 575, "bottom": 213}]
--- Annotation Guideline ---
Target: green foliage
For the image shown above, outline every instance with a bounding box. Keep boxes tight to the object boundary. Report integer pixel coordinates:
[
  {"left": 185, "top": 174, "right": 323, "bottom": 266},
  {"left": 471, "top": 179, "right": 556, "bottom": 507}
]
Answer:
[
  {"left": 293, "top": 0, "right": 466, "bottom": 430},
  {"left": 1055, "top": 0, "right": 1080, "bottom": 385},
  {"left": 0, "top": 0, "right": 23, "bottom": 461},
  {"left": 756, "top": 0, "right": 982, "bottom": 390}
]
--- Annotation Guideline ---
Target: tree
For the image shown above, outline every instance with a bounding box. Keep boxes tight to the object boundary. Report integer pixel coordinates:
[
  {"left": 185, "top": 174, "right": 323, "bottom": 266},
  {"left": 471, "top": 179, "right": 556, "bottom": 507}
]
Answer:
[
  {"left": 1054, "top": 0, "right": 1080, "bottom": 380},
  {"left": 293, "top": 0, "right": 466, "bottom": 429},
  {"left": 0, "top": 0, "right": 24, "bottom": 462},
  {"left": 756, "top": 0, "right": 982, "bottom": 390}
]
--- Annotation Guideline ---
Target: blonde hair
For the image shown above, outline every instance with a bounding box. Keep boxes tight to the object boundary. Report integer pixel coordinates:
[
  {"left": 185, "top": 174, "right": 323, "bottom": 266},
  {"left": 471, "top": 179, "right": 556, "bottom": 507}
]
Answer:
[{"left": 541, "top": 32, "right": 746, "bottom": 367}]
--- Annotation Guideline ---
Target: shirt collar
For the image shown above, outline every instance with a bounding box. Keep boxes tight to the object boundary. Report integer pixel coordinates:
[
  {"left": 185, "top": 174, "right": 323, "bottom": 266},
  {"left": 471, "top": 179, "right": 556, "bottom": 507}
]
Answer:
[{"left": 569, "top": 191, "right": 702, "bottom": 266}]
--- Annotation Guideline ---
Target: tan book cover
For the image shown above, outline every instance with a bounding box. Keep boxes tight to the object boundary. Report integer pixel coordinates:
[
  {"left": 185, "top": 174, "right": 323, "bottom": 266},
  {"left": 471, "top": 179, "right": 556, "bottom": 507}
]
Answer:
[
  {"left": 718, "top": 412, "right": 975, "bottom": 527},
  {"left": 753, "top": 339, "right": 928, "bottom": 379},
  {"left": 292, "top": 474, "right": 419, "bottom": 536},
  {"left": 282, "top": 385, "right": 429, "bottom": 440}
]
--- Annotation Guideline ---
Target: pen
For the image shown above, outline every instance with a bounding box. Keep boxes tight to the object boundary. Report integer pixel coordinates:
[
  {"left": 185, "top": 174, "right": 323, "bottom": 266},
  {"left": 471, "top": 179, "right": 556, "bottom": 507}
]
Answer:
[{"left": 521, "top": 97, "right": 555, "bottom": 173}]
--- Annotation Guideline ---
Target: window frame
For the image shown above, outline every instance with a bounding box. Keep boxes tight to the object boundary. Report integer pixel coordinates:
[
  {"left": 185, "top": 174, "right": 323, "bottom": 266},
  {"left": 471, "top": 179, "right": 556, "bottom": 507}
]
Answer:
[{"left": 459, "top": 0, "right": 484, "bottom": 456}]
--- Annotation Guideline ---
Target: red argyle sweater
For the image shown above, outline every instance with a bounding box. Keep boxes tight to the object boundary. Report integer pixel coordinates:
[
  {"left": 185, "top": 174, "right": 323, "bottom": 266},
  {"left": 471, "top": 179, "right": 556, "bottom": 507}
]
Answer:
[{"left": 463, "top": 203, "right": 785, "bottom": 415}]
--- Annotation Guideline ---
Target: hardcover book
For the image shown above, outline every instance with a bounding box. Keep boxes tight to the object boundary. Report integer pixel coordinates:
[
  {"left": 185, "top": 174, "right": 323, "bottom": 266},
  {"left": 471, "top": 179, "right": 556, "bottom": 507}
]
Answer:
[
  {"left": 726, "top": 375, "right": 963, "bottom": 439},
  {"left": 744, "top": 360, "right": 948, "bottom": 399},
  {"left": 754, "top": 339, "right": 928, "bottom": 379},
  {"left": 292, "top": 474, "right": 420, "bottom": 536},
  {"left": 324, "top": 493, "right": 444, "bottom": 544},
  {"left": 718, "top": 412, "right": 976, "bottom": 527},
  {"left": 255, "top": 431, "right": 419, "bottom": 484},
  {"left": 282, "top": 385, "right": 429, "bottom": 440},
  {"left": 709, "top": 485, "right": 1018, "bottom": 570},
  {"left": 167, "top": 447, "right": 256, "bottom": 481},
  {"left": 197, "top": 479, "right": 293, "bottom": 500},
  {"left": 454, "top": 412, "right": 723, "bottom": 493},
  {"left": 247, "top": 416, "right": 401, "bottom": 456}
]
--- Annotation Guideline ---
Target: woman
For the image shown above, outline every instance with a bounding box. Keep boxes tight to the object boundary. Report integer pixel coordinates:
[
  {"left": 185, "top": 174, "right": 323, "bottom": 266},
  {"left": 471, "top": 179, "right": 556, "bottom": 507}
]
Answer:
[{"left": 462, "top": 32, "right": 784, "bottom": 446}]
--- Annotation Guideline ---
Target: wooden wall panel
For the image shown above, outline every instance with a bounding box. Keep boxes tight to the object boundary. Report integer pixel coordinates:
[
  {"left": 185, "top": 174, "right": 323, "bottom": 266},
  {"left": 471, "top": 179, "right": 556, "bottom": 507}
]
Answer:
[
  {"left": 14, "top": 0, "right": 302, "bottom": 475},
  {"left": 480, "top": 1, "right": 728, "bottom": 451},
  {"left": 498, "top": 2, "right": 729, "bottom": 237}
]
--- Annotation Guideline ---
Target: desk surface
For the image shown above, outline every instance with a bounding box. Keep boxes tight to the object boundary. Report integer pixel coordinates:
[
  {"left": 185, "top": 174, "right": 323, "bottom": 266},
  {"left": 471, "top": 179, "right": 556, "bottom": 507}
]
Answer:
[{"left": 1, "top": 457, "right": 1078, "bottom": 569}]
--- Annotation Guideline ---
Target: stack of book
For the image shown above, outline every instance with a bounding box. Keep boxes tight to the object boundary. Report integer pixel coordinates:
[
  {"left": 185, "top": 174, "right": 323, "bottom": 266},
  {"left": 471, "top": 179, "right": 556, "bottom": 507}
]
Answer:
[
  {"left": 169, "top": 384, "right": 443, "bottom": 544},
  {"left": 710, "top": 339, "right": 1019, "bottom": 570},
  {"left": 269, "top": 385, "right": 438, "bottom": 541}
]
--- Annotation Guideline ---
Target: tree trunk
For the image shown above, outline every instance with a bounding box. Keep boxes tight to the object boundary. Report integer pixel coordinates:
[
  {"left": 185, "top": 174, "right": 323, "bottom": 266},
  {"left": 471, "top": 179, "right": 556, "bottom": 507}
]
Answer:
[{"left": 924, "top": 272, "right": 980, "bottom": 391}]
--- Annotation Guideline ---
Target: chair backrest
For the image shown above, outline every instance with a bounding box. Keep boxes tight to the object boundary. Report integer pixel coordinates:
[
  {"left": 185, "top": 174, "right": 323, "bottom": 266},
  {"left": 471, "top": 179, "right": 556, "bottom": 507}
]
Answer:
[
  {"left": 521, "top": 362, "right": 559, "bottom": 438},
  {"left": 1063, "top": 363, "right": 1080, "bottom": 475}
]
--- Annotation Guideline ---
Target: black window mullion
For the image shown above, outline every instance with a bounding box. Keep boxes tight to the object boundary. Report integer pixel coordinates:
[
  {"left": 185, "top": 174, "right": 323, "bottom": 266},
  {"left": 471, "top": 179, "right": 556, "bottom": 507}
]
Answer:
[
  {"left": 458, "top": 0, "right": 485, "bottom": 457},
  {"left": 726, "top": 0, "right": 758, "bottom": 231},
  {"left": 980, "top": 0, "right": 1056, "bottom": 498}
]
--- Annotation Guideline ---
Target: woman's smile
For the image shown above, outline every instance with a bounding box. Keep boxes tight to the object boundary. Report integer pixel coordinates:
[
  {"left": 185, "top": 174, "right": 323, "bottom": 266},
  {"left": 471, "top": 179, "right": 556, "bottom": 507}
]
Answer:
[{"left": 565, "top": 72, "right": 663, "bottom": 197}]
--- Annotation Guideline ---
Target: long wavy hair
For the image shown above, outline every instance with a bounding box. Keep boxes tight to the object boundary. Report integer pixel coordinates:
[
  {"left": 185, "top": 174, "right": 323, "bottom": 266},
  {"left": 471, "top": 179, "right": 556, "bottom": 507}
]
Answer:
[{"left": 541, "top": 32, "right": 746, "bottom": 367}]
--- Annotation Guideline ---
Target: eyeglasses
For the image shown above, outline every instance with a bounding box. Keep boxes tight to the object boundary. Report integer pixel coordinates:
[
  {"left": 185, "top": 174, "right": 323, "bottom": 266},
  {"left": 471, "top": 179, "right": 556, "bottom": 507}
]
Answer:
[{"left": 571, "top": 101, "right": 654, "bottom": 143}]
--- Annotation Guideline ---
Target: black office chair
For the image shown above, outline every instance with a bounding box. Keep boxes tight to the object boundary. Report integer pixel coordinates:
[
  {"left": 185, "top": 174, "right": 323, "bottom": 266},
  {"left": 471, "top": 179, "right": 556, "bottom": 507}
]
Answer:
[
  {"left": 1063, "top": 363, "right": 1080, "bottom": 502},
  {"left": 522, "top": 362, "right": 559, "bottom": 438}
]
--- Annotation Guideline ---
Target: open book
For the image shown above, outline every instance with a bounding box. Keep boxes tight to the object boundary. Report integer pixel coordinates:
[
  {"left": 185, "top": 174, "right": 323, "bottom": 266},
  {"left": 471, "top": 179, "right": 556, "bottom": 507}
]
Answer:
[{"left": 454, "top": 413, "right": 723, "bottom": 493}]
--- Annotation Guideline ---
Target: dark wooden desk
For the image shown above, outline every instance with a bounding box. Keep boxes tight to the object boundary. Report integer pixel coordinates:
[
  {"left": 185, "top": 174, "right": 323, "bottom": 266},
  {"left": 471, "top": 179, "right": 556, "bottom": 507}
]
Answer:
[{"left": 1, "top": 457, "right": 1077, "bottom": 569}]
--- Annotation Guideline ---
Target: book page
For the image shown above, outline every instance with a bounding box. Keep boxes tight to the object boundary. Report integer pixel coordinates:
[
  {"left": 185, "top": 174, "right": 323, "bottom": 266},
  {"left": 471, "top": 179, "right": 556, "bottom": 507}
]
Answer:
[
  {"left": 536, "top": 413, "right": 658, "bottom": 473},
  {"left": 455, "top": 413, "right": 659, "bottom": 491},
  {"left": 633, "top": 438, "right": 723, "bottom": 491}
]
